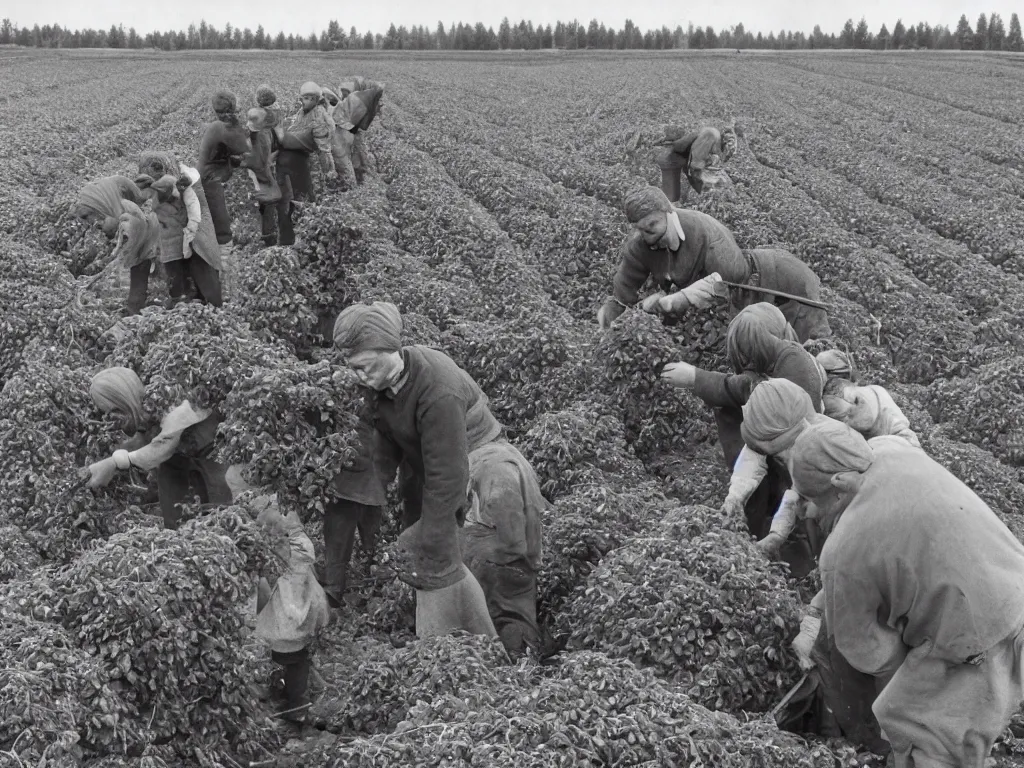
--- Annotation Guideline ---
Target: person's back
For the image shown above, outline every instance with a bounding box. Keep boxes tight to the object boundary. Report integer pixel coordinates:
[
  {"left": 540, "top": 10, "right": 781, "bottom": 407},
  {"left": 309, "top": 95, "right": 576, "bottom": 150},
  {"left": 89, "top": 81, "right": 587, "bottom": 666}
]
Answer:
[{"left": 824, "top": 437, "right": 1024, "bottom": 669}]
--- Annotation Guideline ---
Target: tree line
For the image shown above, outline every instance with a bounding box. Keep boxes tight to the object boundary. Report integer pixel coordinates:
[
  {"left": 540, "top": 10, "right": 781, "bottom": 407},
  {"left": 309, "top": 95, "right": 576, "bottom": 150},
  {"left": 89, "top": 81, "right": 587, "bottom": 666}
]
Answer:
[{"left": 1, "top": 13, "right": 1021, "bottom": 52}]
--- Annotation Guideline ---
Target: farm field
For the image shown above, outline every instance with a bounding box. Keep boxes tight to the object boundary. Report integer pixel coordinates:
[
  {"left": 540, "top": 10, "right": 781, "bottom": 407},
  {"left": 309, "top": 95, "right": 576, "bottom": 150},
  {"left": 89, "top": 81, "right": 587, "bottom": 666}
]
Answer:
[{"left": 3, "top": 47, "right": 1024, "bottom": 767}]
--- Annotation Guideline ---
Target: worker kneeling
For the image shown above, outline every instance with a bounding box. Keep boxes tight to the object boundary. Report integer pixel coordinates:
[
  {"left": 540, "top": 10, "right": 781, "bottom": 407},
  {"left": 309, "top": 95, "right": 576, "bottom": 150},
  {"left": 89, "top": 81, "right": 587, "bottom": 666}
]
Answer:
[
  {"left": 334, "top": 301, "right": 544, "bottom": 654},
  {"left": 788, "top": 419, "right": 1024, "bottom": 768}
]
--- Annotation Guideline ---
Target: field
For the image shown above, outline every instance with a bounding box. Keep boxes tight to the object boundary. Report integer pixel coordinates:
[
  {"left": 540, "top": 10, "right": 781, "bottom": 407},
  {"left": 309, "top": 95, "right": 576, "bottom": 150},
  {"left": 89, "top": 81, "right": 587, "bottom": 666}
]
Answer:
[{"left": 3, "top": 47, "right": 1024, "bottom": 767}]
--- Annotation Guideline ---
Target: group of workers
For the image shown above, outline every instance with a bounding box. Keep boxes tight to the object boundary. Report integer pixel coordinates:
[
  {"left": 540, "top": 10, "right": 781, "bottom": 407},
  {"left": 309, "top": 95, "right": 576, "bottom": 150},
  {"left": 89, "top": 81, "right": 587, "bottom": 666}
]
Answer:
[
  {"left": 72, "top": 113, "right": 1024, "bottom": 767},
  {"left": 72, "top": 78, "right": 384, "bottom": 314}
]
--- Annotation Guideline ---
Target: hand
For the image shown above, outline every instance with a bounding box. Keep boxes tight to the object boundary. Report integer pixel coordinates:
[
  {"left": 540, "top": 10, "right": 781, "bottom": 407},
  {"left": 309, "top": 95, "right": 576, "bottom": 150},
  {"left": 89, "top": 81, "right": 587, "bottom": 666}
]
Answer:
[
  {"left": 85, "top": 457, "right": 118, "bottom": 489},
  {"left": 721, "top": 496, "right": 744, "bottom": 519},
  {"left": 641, "top": 292, "right": 667, "bottom": 314},
  {"left": 756, "top": 533, "right": 783, "bottom": 557},
  {"left": 661, "top": 361, "right": 696, "bottom": 389},
  {"left": 658, "top": 291, "right": 689, "bottom": 314},
  {"left": 597, "top": 304, "right": 616, "bottom": 330},
  {"left": 791, "top": 613, "right": 821, "bottom": 671}
]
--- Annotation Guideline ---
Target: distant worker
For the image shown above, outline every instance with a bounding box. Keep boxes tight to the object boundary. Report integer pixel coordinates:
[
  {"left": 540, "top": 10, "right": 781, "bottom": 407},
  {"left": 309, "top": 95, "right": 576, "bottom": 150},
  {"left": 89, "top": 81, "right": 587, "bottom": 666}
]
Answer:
[
  {"left": 652, "top": 120, "right": 738, "bottom": 203},
  {"left": 597, "top": 186, "right": 830, "bottom": 342},
  {"left": 324, "top": 77, "right": 385, "bottom": 187},
  {"left": 198, "top": 90, "right": 253, "bottom": 247}
]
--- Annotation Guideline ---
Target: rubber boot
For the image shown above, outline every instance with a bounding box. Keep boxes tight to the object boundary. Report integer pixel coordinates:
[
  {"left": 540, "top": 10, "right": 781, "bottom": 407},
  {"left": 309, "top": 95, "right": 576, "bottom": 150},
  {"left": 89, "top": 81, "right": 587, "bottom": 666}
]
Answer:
[{"left": 273, "top": 649, "right": 311, "bottom": 723}]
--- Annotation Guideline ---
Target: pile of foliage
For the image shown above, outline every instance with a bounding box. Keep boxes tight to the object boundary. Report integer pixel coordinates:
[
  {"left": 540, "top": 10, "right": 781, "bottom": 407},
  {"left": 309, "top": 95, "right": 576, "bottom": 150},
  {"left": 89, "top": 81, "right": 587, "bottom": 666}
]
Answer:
[
  {"left": 219, "top": 359, "right": 367, "bottom": 513},
  {"left": 232, "top": 245, "right": 322, "bottom": 356},
  {"left": 310, "top": 646, "right": 844, "bottom": 768},
  {"left": 102, "top": 302, "right": 288, "bottom": 420},
  {"left": 559, "top": 507, "right": 802, "bottom": 714}
]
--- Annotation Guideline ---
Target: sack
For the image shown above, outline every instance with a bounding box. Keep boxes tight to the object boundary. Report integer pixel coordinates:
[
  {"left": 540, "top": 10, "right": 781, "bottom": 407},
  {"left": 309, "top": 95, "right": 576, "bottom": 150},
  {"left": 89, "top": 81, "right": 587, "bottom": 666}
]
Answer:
[{"left": 249, "top": 169, "right": 282, "bottom": 204}]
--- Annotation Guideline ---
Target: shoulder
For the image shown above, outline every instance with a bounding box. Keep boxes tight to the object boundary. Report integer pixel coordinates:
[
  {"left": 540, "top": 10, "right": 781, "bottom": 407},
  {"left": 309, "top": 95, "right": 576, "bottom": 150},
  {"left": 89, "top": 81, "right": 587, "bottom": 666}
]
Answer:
[{"left": 621, "top": 231, "right": 650, "bottom": 258}]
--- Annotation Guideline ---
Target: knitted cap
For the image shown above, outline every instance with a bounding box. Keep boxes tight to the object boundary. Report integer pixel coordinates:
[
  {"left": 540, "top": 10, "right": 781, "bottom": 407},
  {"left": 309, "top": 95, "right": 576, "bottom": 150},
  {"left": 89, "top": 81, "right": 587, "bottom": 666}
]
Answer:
[
  {"left": 211, "top": 89, "right": 237, "bottom": 114},
  {"left": 623, "top": 186, "right": 673, "bottom": 224},
  {"left": 255, "top": 84, "right": 277, "bottom": 107}
]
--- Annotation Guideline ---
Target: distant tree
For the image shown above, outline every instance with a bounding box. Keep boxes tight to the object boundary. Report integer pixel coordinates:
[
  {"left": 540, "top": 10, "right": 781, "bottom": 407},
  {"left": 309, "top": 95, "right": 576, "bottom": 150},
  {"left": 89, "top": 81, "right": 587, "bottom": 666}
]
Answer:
[
  {"left": 916, "top": 22, "right": 931, "bottom": 49},
  {"left": 498, "top": 17, "right": 511, "bottom": 48},
  {"left": 975, "top": 13, "right": 988, "bottom": 49},
  {"left": 256, "top": 24, "right": 270, "bottom": 48},
  {"left": 839, "top": 18, "right": 855, "bottom": 47},
  {"left": 733, "top": 22, "right": 746, "bottom": 48},
  {"left": 1008, "top": 13, "right": 1023, "bottom": 51},
  {"left": 892, "top": 19, "right": 906, "bottom": 48},
  {"left": 109, "top": 24, "right": 125, "bottom": 48},
  {"left": 954, "top": 15, "right": 973, "bottom": 49},
  {"left": 853, "top": 17, "right": 870, "bottom": 47},
  {"left": 988, "top": 13, "right": 1005, "bottom": 50},
  {"left": 382, "top": 23, "right": 400, "bottom": 49},
  {"left": 904, "top": 24, "right": 917, "bottom": 48},
  {"left": 810, "top": 24, "right": 825, "bottom": 48},
  {"left": 363, "top": 30, "right": 374, "bottom": 49},
  {"left": 0, "top": 18, "right": 13, "bottom": 45},
  {"left": 876, "top": 23, "right": 890, "bottom": 49},
  {"left": 689, "top": 25, "right": 706, "bottom": 49},
  {"left": 127, "top": 26, "right": 142, "bottom": 48},
  {"left": 932, "top": 25, "right": 954, "bottom": 49},
  {"left": 705, "top": 25, "right": 719, "bottom": 47}
]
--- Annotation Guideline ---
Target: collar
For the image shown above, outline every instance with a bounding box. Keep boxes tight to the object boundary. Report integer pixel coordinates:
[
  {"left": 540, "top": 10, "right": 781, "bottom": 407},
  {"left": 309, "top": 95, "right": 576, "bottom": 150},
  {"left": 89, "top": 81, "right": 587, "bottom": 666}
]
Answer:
[
  {"left": 384, "top": 350, "right": 411, "bottom": 399},
  {"left": 668, "top": 210, "right": 686, "bottom": 243}
]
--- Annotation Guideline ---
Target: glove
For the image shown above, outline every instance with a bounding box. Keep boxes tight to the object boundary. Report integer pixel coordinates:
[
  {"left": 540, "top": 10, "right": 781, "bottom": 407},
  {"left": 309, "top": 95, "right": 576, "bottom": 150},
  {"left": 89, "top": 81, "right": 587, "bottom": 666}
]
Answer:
[
  {"left": 641, "top": 292, "right": 667, "bottom": 314},
  {"left": 84, "top": 457, "right": 118, "bottom": 489},
  {"left": 756, "top": 532, "right": 785, "bottom": 557},
  {"left": 721, "top": 495, "right": 744, "bottom": 519},
  {"left": 662, "top": 273, "right": 724, "bottom": 313},
  {"left": 182, "top": 231, "right": 195, "bottom": 259},
  {"left": 660, "top": 361, "right": 696, "bottom": 389},
  {"left": 597, "top": 302, "right": 619, "bottom": 330},
  {"left": 791, "top": 613, "right": 821, "bottom": 671}
]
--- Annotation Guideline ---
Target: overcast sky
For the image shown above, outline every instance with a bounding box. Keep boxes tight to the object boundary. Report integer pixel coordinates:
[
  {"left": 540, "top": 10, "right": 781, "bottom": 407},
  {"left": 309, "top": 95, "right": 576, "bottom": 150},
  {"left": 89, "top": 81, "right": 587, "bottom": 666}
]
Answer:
[{"left": 10, "top": 0, "right": 1021, "bottom": 37}]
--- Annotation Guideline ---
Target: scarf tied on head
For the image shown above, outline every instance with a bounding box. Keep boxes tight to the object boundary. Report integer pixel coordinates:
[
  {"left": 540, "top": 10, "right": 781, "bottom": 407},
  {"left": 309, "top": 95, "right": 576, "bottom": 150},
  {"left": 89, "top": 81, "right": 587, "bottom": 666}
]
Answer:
[{"left": 333, "top": 301, "right": 403, "bottom": 355}]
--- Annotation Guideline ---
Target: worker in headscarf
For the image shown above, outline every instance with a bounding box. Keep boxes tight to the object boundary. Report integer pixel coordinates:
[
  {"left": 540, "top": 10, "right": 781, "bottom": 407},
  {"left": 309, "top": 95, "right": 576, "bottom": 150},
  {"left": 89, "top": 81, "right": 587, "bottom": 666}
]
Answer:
[
  {"left": 661, "top": 304, "right": 823, "bottom": 574},
  {"left": 333, "top": 302, "right": 545, "bottom": 653},
  {"left": 323, "top": 77, "right": 385, "bottom": 187},
  {"left": 198, "top": 90, "right": 253, "bottom": 247},
  {"left": 73, "top": 177, "right": 160, "bottom": 315},
  {"left": 144, "top": 165, "right": 223, "bottom": 307},
  {"left": 816, "top": 349, "right": 858, "bottom": 382},
  {"left": 822, "top": 378, "right": 921, "bottom": 449},
  {"left": 252, "top": 493, "right": 329, "bottom": 724},
  {"left": 81, "top": 367, "right": 232, "bottom": 530},
  {"left": 652, "top": 121, "right": 739, "bottom": 203},
  {"left": 597, "top": 186, "right": 830, "bottom": 342},
  {"left": 787, "top": 419, "right": 1024, "bottom": 768},
  {"left": 281, "top": 81, "right": 341, "bottom": 194},
  {"left": 251, "top": 85, "right": 297, "bottom": 246}
]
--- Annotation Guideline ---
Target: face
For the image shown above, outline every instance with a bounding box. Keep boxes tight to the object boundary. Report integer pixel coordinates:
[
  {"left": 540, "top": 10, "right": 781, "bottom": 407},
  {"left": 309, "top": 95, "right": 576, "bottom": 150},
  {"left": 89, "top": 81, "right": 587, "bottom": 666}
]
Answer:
[
  {"left": 635, "top": 211, "right": 668, "bottom": 248},
  {"left": 346, "top": 350, "right": 398, "bottom": 391},
  {"left": 98, "top": 404, "right": 137, "bottom": 436},
  {"left": 300, "top": 93, "right": 318, "bottom": 111}
]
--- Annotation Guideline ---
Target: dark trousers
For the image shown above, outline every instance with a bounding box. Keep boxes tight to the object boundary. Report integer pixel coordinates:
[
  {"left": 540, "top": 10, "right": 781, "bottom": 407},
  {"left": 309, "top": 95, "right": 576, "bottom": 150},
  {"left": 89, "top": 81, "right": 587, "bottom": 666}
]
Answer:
[
  {"left": 165, "top": 257, "right": 223, "bottom": 307},
  {"left": 258, "top": 202, "right": 278, "bottom": 247},
  {"left": 322, "top": 499, "right": 383, "bottom": 602},
  {"left": 469, "top": 558, "right": 540, "bottom": 655},
  {"left": 202, "top": 174, "right": 233, "bottom": 245},
  {"left": 126, "top": 261, "right": 153, "bottom": 315},
  {"left": 157, "top": 455, "right": 231, "bottom": 530},
  {"left": 271, "top": 646, "right": 312, "bottom": 711}
]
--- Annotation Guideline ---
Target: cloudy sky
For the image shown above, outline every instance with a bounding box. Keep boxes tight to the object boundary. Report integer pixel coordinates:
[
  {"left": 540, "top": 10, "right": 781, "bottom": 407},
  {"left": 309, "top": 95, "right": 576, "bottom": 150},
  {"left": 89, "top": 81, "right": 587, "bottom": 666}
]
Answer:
[{"left": 11, "top": 0, "right": 1020, "bottom": 37}]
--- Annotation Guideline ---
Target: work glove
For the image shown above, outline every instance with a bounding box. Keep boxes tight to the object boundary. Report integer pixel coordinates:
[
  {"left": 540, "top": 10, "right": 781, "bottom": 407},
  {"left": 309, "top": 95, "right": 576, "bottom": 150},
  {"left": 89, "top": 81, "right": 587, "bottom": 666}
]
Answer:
[
  {"left": 81, "top": 457, "right": 118, "bottom": 490},
  {"left": 791, "top": 613, "right": 821, "bottom": 671},
  {"left": 641, "top": 291, "right": 667, "bottom": 314},
  {"left": 660, "top": 361, "right": 696, "bottom": 389},
  {"left": 660, "top": 273, "right": 724, "bottom": 314},
  {"left": 722, "top": 446, "right": 767, "bottom": 516},
  {"left": 182, "top": 231, "right": 195, "bottom": 259},
  {"left": 755, "top": 532, "right": 785, "bottom": 556}
]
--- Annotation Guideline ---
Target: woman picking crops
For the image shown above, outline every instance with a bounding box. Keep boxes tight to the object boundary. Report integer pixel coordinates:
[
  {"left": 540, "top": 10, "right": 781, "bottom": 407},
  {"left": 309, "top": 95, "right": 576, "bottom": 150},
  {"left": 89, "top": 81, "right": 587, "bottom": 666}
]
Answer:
[
  {"left": 81, "top": 367, "right": 232, "bottom": 530},
  {"left": 333, "top": 301, "right": 545, "bottom": 654},
  {"left": 597, "top": 186, "right": 830, "bottom": 342},
  {"left": 323, "top": 76, "right": 385, "bottom": 188},
  {"left": 787, "top": 419, "right": 1024, "bottom": 768},
  {"left": 660, "top": 303, "right": 822, "bottom": 575},
  {"left": 652, "top": 121, "right": 738, "bottom": 203}
]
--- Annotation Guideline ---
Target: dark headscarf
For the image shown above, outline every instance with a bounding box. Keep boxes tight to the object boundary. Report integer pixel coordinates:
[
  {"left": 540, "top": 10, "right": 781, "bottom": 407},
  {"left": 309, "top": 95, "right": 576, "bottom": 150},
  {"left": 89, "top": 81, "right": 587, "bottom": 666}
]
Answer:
[
  {"left": 726, "top": 303, "right": 799, "bottom": 374},
  {"left": 333, "top": 302, "right": 403, "bottom": 355}
]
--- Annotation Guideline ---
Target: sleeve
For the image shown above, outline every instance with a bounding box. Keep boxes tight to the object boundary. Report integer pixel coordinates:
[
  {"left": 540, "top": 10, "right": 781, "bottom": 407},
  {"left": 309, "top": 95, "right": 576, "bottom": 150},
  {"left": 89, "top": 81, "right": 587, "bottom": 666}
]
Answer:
[
  {"left": 725, "top": 446, "right": 768, "bottom": 507},
  {"left": 197, "top": 123, "right": 221, "bottom": 171},
  {"left": 479, "top": 463, "right": 529, "bottom": 561},
  {"left": 670, "top": 130, "right": 700, "bottom": 157},
  {"left": 610, "top": 238, "right": 652, "bottom": 308},
  {"left": 701, "top": 236, "right": 751, "bottom": 284},
  {"left": 311, "top": 108, "right": 335, "bottom": 156},
  {"left": 182, "top": 187, "right": 201, "bottom": 234},
  {"left": 691, "top": 368, "right": 761, "bottom": 409},
  {"left": 769, "top": 489, "right": 804, "bottom": 537},
  {"left": 224, "top": 124, "right": 253, "bottom": 156},
  {"left": 417, "top": 395, "right": 470, "bottom": 525},
  {"left": 116, "top": 177, "right": 144, "bottom": 205},
  {"left": 824, "top": 562, "right": 908, "bottom": 677},
  {"left": 127, "top": 402, "right": 210, "bottom": 471},
  {"left": 809, "top": 588, "right": 826, "bottom": 615}
]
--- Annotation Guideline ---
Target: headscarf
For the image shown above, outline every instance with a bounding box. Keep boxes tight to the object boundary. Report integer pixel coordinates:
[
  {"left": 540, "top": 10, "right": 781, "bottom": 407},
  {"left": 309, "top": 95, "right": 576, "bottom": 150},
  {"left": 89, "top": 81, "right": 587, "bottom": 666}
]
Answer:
[
  {"left": 300, "top": 81, "right": 322, "bottom": 98},
  {"left": 117, "top": 200, "right": 160, "bottom": 268},
  {"left": 211, "top": 90, "right": 237, "bottom": 114},
  {"left": 333, "top": 301, "right": 403, "bottom": 355},
  {"left": 817, "top": 349, "right": 857, "bottom": 382},
  {"left": 256, "top": 84, "right": 277, "bottom": 107},
  {"left": 138, "top": 151, "right": 180, "bottom": 181},
  {"left": 90, "top": 367, "right": 146, "bottom": 433},
  {"left": 741, "top": 378, "right": 817, "bottom": 456},
  {"left": 789, "top": 418, "right": 874, "bottom": 500},
  {"left": 726, "top": 303, "right": 798, "bottom": 374},
  {"left": 75, "top": 176, "right": 140, "bottom": 229},
  {"left": 623, "top": 186, "right": 672, "bottom": 224}
]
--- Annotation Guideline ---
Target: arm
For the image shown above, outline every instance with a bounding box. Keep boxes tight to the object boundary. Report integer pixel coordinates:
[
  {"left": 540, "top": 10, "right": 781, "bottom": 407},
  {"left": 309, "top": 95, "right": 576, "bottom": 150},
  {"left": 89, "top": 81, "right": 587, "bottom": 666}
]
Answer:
[
  {"left": 758, "top": 489, "right": 806, "bottom": 553},
  {"left": 311, "top": 108, "right": 337, "bottom": 176},
  {"left": 723, "top": 446, "right": 768, "bottom": 513},
  {"left": 115, "top": 176, "right": 144, "bottom": 205},
  {"left": 127, "top": 402, "right": 212, "bottom": 471},
  {"left": 222, "top": 122, "right": 253, "bottom": 156},
  {"left": 417, "top": 395, "right": 471, "bottom": 527},
  {"left": 691, "top": 368, "right": 761, "bottom": 409},
  {"left": 182, "top": 187, "right": 201, "bottom": 234},
  {"left": 598, "top": 239, "right": 652, "bottom": 326}
]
